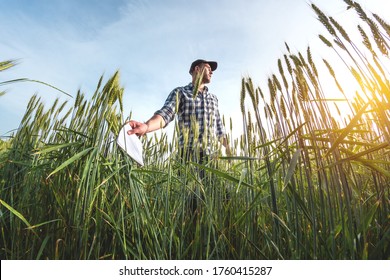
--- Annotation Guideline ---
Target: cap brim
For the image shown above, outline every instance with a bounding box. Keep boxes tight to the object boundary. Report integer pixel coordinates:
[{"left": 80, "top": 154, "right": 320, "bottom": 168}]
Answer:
[
  {"left": 189, "top": 59, "right": 218, "bottom": 74},
  {"left": 207, "top": 61, "right": 217, "bottom": 71}
]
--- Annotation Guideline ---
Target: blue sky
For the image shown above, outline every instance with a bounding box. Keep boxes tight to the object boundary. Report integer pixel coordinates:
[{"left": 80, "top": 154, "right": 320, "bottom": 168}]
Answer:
[{"left": 1, "top": 0, "right": 389, "bottom": 141}]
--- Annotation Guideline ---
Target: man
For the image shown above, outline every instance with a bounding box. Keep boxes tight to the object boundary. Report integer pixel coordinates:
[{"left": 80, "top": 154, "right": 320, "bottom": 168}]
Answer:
[{"left": 127, "top": 59, "right": 231, "bottom": 162}]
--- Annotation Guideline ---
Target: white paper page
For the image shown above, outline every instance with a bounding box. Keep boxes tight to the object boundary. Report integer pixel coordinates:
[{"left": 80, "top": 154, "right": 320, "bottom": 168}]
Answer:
[{"left": 116, "top": 124, "right": 144, "bottom": 166}]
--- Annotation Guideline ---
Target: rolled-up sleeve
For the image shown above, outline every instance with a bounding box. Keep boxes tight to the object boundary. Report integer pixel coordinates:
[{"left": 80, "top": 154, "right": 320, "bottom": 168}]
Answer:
[
  {"left": 154, "top": 88, "right": 180, "bottom": 127},
  {"left": 216, "top": 108, "right": 226, "bottom": 138},
  {"left": 214, "top": 98, "right": 226, "bottom": 138}
]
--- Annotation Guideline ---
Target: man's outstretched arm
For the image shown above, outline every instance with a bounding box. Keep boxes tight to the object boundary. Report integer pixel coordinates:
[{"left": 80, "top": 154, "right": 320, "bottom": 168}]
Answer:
[{"left": 127, "top": 114, "right": 166, "bottom": 137}]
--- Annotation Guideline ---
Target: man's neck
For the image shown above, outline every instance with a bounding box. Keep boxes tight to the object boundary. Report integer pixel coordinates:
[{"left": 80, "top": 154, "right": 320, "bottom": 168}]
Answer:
[{"left": 191, "top": 81, "right": 206, "bottom": 93}]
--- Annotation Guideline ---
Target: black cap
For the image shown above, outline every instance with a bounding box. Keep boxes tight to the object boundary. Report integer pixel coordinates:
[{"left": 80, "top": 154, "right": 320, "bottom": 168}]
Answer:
[{"left": 189, "top": 59, "right": 217, "bottom": 74}]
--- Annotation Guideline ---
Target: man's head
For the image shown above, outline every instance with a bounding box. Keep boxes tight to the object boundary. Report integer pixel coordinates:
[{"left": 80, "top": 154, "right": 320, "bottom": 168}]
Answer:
[
  {"left": 189, "top": 59, "right": 217, "bottom": 84},
  {"left": 189, "top": 59, "right": 217, "bottom": 75}
]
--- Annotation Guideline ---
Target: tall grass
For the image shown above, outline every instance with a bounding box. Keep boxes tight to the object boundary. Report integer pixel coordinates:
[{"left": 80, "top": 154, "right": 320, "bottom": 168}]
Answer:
[{"left": 1, "top": 0, "right": 389, "bottom": 259}]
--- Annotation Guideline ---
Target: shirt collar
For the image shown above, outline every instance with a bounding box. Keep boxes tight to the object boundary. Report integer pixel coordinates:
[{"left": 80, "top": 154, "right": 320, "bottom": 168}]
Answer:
[{"left": 188, "top": 82, "right": 209, "bottom": 95}]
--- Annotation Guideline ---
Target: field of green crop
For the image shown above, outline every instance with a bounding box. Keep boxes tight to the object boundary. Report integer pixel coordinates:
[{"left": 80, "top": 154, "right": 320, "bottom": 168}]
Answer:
[{"left": 1, "top": 1, "right": 389, "bottom": 259}]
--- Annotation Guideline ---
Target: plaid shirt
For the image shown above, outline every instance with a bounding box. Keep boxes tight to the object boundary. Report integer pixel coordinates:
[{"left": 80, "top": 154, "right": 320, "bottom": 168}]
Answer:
[{"left": 155, "top": 83, "right": 226, "bottom": 152}]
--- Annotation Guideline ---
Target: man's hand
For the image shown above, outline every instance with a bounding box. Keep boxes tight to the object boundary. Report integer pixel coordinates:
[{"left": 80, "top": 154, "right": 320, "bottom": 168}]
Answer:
[
  {"left": 127, "top": 115, "right": 165, "bottom": 137},
  {"left": 127, "top": 120, "right": 148, "bottom": 137}
]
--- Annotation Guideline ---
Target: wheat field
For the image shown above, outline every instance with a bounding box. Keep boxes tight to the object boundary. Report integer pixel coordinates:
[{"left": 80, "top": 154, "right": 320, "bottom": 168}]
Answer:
[{"left": 0, "top": 1, "right": 389, "bottom": 260}]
